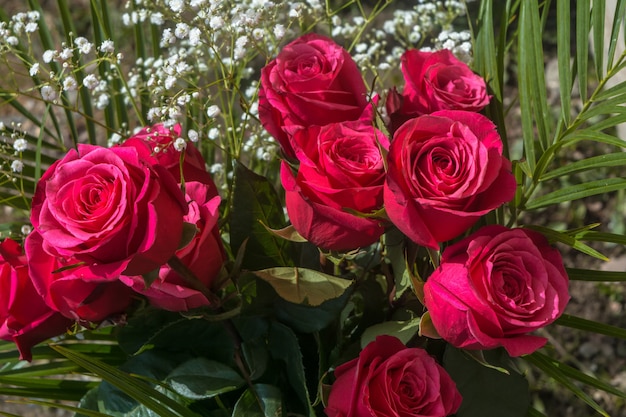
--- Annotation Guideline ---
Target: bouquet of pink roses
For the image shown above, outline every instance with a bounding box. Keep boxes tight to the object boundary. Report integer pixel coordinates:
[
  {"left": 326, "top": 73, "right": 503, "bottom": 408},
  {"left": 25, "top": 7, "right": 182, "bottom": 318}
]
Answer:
[{"left": 1, "top": 1, "right": 625, "bottom": 417}]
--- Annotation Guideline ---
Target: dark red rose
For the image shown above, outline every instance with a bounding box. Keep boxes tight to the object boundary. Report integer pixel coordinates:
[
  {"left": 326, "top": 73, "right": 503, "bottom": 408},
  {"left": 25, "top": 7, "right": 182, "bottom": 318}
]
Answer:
[
  {"left": 386, "top": 49, "right": 490, "bottom": 133},
  {"left": 281, "top": 122, "right": 388, "bottom": 251},
  {"left": 30, "top": 144, "right": 188, "bottom": 278},
  {"left": 424, "top": 225, "right": 570, "bottom": 357},
  {"left": 384, "top": 110, "right": 516, "bottom": 248},
  {"left": 120, "top": 181, "right": 225, "bottom": 311},
  {"left": 325, "top": 335, "right": 462, "bottom": 417},
  {"left": 25, "top": 231, "right": 134, "bottom": 322},
  {"left": 259, "top": 33, "right": 373, "bottom": 159},
  {"left": 0, "top": 238, "right": 73, "bottom": 361}
]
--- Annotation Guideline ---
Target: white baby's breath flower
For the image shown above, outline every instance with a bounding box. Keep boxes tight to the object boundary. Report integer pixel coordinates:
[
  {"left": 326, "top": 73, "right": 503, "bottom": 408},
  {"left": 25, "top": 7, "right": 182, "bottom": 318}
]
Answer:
[
  {"left": 63, "top": 76, "right": 78, "bottom": 91},
  {"left": 96, "top": 93, "right": 110, "bottom": 109},
  {"left": 6, "top": 36, "right": 18, "bottom": 46},
  {"left": 188, "top": 129, "right": 199, "bottom": 142},
  {"left": 150, "top": 12, "right": 164, "bottom": 25},
  {"left": 100, "top": 39, "right": 115, "bottom": 53},
  {"left": 25, "top": 21, "right": 38, "bottom": 33},
  {"left": 188, "top": 27, "right": 202, "bottom": 46},
  {"left": 83, "top": 74, "right": 99, "bottom": 90},
  {"left": 175, "top": 23, "right": 190, "bottom": 39},
  {"left": 173, "top": 137, "right": 187, "bottom": 151},
  {"left": 109, "top": 132, "right": 122, "bottom": 145},
  {"left": 20, "top": 224, "right": 32, "bottom": 235},
  {"left": 42, "top": 49, "right": 56, "bottom": 63},
  {"left": 206, "top": 105, "right": 221, "bottom": 118},
  {"left": 168, "top": 0, "right": 184, "bottom": 13},
  {"left": 208, "top": 127, "right": 220, "bottom": 140},
  {"left": 273, "top": 24, "right": 285, "bottom": 39},
  {"left": 10, "top": 160, "right": 23, "bottom": 173},
  {"left": 29, "top": 62, "right": 40, "bottom": 76},
  {"left": 13, "top": 138, "right": 27, "bottom": 152},
  {"left": 0, "top": 121, "right": 5, "bottom": 131},
  {"left": 40, "top": 85, "right": 57, "bottom": 101},
  {"left": 209, "top": 16, "right": 224, "bottom": 30},
  {"left": 75, "top": 37, "right": 93, "bottom": 54}
]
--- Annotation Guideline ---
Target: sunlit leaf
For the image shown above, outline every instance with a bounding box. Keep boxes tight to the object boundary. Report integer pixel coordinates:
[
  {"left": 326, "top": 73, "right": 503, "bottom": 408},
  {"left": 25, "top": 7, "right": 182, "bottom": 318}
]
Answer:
[
  {"left": 525, "top": 178, "right": 626, "bottom": 210},
  {"left": 252, "top": 267, "right": 352, "bottom": 307}
]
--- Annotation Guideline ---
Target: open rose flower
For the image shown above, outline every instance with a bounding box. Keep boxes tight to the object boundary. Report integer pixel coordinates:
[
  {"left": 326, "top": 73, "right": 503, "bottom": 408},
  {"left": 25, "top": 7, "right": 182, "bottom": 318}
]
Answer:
[
  {"left": 121, "top": 123, "right": 218, "bottom": 194},
  {"left": 281, "top": 122, "right": 389, "bottom": 251},
  {"left": 25, "top": 231, "right": 134, "bottom": 322},
  {"left": 384, "top": 110, "right": 516, "bottom": 248},
  {"left": 30, "top": 144, "right": 188, "bottom": 278},
  {"left": 259, "top": 33, "right": 373, "bottom": 159},
  {"left": 325, "top": 335, "right": 462, "bottom": 417},
  {"left": 0, "top": 238, "right": 73, "bottom": 361},
  {"left": 423, "top": 225, "right": 570, "bottom": 357},
  {"left": 119, "top": 181, "right": 225, "bottom": 311},
  {"left": 386, "top": 49, "right": 490, "bottom": 133}
]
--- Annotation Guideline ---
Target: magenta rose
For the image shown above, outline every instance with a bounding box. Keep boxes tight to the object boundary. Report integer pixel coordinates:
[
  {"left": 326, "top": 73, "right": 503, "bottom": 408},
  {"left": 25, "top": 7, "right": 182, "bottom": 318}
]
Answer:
[
  {"left": 31, "top": 144, "right": 188, "bottom": 278},
  {"left": 0, "top": 238, "right": 73, "bottom": 361},
  {"left": 384, "top": 110, "right": 516, "bottom": 248},
  {"left": 386, "top": 49, "right": 490, "bottom": 133},
  {"left": 259, "top": 33, "right": 373, "bottom": 159},
  {"left": 119, "top": 181, "right": 225, "bottom": 311},
  {"left": 325, "top": 335, "right": 462, "bottom": 417},
  {"left": 121, "top": 123, "right": 218, "bottom": 195},
  {"left": 25, "top": 231, "right": 134, "bottom": 322},
  {"left": 281, "top": 122, "right": 389, "bottom": 251},
  {"left": 423, "top": 225, "right": 570, "bottom": 357}
]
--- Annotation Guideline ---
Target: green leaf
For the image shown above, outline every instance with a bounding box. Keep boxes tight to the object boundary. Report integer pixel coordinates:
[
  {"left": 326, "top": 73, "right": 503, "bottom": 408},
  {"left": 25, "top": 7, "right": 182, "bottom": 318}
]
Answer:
[
  {"left": 232, "top": 384, "right": 284, "bottom": 417},
  {"left": 360, "top": 319, "right": 420, "bottom": 348},
  {"left": 50, "top": 345, "right": 200, "bottom": 417},
  {"left": 524, "top": 226, "right": 609, "bottom": 261},
  {"left": 556, "top": 314, "right": 626, "bottom": 340},
  {"left": 117, "top": 308, "right": 234, "bottom": 363},
  {"left": 525, "top": 352, "right": 610, "bottom": 417},
  {"left": 576, "top": 0, "right": 591, "bottom": 103},
  {"left": 531, "top": 351, "right": 626, "bottom": 400},
  {"left": 443, "top": 347, "right": 529, "bottom": 417},
  {"left": 566, "top": 268, "right": 626, "bottom": 281},
  {"left": 525, "top": 178, "right": 626, "bottom": 210},
  {"left": 557, "top": 0, "right": 572, "bottom": 124},
  {"left": 166, "top": 358, "right": 245, "bottom": 400},
  {"left": 268, "top": 323, "right": 315, "bottom": 416},
  {"left": 540, "top": 153, "right": 626, "bottom": 181},
  {"left": 252, "top": 267, "right": 353, "bottom": 306},
  {"left": 229, "top": 161, "right": 295, "bottom": 269}
]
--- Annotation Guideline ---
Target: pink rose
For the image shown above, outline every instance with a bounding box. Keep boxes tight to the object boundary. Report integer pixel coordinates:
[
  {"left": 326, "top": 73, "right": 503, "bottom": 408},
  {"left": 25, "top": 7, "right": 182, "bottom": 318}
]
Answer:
[
  {"left": 384, "top": 110, "right": 516, "bottom": 248},
  {"left": 121, "top": 123, "right": 218, "bottom": 194},
  {"left": 25, "top": 231, "right": 134, "bottom": 322},
  {"left": 119, "top": 181, "right": 225, "bottom": 311},
  {"left": 0, "top": 239, "right": 73, "bottom": 361},
  {"left": 386, "top": 49, "right": 490, "bottom": 133},
  {"left": 281, "top": 122, "right": 389, "bottom": 251},
  {"left": 325, "top": 335, "right": 462, "bottom": 417},
  {"left": 31, "top": 144, "right": 188, "bottom": 278},
  {"left": 259, "top": 33, "right": 373, "bottom": 159},
  {"left": 423, "top": 225, "right": 570, "bottom": 357}
]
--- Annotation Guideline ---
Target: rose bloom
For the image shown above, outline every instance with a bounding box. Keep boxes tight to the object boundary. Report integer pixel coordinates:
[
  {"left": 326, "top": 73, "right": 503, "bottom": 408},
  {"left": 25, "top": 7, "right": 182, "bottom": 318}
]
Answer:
[
  {"left": 119, "top": 181, "right": 225, "bottom": 311},
  {"left": 423, "top": 225, "right": 570, "bottom": 357},
  {"left": 0, "top": 238, "right": 73, "bottom": 361},
  {"left": 386, "top": 49, "right": 490, "bottom": 134},
  {"left": 384, "top": 110, "right": 516, "bottom": 249},
  {"left": 281, "top": 122, "right": 389, "bottom": 251},
  {"left": 25, "top": 231, "right": 134, "bottom": 322},
  {"left": 121, "top": 123, "right": 217, "bottom": 194},
  {"left": 259, "top": 33, "right": 373, "bottom": 159},
  {"left": 325, "top": 335, "right": 462, "bottom": 417},
  {"left": 30, "top": 144, "right": 188, "bottom": 278}
]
